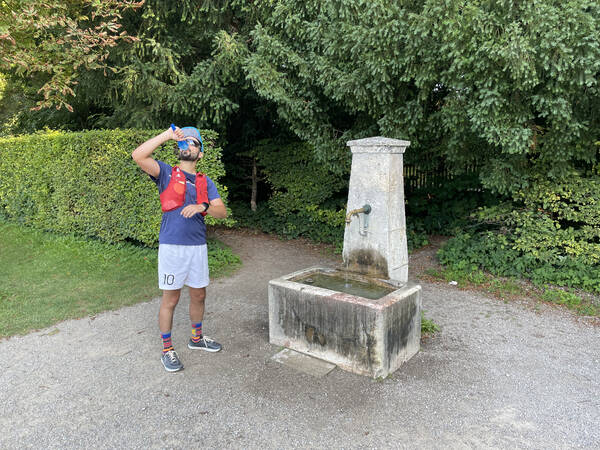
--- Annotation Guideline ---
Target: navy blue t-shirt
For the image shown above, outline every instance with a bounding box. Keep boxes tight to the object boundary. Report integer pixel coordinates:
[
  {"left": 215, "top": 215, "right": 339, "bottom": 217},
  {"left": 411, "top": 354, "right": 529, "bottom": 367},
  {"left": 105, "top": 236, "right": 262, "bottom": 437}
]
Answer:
[{"left": 150, "top": 160, "right": 220, "bottom": 245}]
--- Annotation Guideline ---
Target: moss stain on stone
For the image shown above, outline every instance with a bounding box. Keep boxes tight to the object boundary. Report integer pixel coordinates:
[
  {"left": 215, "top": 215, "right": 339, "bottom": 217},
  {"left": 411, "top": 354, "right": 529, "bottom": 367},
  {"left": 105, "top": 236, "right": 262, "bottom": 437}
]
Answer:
[{"left": 346, "top": 248, "right": 389, "bottom": 278}]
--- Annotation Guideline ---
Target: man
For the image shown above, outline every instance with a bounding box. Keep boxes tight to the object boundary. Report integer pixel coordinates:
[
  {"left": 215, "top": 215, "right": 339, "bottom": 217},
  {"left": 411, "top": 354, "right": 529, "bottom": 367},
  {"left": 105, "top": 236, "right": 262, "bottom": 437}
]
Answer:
[{"left": 132, "top": 125, "right": 227, "bottom": 372}]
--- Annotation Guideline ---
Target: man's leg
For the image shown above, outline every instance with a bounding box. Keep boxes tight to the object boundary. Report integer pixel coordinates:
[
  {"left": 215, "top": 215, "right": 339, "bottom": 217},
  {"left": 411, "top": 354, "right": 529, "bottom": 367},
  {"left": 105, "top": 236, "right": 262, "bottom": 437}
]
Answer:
[
  {"left": 159, "top": 289, "right": 184, "bottom": 372},
  {"left": 189, "top": 287, "right": 206, "bottom": 325},
  {"left": 189, "top": 287, "right": 205, "bottom": 343},
  {"left": 188, "top": 286, "right": 221, "bottom": 352},
  {"left": 159, "top": 289, "right": 181, "bottom": 334}
]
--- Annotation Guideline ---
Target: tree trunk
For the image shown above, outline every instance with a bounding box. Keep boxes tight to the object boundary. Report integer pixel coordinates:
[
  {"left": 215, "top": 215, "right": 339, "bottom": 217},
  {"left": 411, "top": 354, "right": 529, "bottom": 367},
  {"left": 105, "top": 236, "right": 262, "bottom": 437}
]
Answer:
[{"left": 250, "top": 157, "right": 257, "bottom": 212}]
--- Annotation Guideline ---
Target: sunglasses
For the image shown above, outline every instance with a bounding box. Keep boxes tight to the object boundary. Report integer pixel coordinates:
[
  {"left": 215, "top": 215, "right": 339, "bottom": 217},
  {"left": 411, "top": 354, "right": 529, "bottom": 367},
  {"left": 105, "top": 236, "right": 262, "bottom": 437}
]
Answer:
[{"left": 175, "top": 138, "right": 203, "bottom": 152}]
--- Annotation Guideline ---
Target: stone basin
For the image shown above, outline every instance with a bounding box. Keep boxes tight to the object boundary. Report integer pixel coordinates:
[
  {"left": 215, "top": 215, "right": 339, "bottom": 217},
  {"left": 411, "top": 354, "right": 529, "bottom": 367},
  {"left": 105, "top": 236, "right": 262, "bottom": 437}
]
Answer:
[{"left": 268, "top": 267, "right": 421, "bottom": 378}]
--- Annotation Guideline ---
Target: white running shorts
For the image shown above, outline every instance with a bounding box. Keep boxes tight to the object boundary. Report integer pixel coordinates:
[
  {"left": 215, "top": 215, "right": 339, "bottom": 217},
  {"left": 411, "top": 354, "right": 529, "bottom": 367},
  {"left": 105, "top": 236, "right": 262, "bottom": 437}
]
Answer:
[{"left": 158, "top": 244, "right": 209, "bottom": 290}]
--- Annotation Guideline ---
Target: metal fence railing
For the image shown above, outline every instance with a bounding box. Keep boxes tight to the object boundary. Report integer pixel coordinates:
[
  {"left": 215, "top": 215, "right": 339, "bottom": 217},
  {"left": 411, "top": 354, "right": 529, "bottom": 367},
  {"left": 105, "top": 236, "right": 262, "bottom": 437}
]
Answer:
[{"left": 403, "top": 163, "right": 480, "bottom": 191}]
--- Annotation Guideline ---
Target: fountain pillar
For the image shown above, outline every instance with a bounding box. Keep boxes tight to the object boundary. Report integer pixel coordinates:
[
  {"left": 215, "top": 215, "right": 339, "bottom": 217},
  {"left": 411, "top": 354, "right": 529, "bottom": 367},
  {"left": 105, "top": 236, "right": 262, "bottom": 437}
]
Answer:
[
  {"left": 268, "top": 137, "right": 421, "bottom": 378},
  {"left": 343, "top": 137, "right": 410, "bottom": 283}
]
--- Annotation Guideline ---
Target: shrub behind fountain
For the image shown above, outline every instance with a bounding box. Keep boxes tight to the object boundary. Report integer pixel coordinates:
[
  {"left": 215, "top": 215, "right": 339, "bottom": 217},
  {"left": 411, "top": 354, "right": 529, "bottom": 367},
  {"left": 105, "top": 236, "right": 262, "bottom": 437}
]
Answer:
[{"left": 269, "top": 137, "right": 422, "bottom": 378}]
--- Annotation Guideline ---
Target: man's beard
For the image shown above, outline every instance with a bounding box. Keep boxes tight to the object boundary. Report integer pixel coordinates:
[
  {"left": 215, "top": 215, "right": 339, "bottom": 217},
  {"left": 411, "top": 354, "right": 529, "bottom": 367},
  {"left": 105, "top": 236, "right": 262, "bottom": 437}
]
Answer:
[{"left": 178, "top": 149, "right": 200, "bottom": 161}]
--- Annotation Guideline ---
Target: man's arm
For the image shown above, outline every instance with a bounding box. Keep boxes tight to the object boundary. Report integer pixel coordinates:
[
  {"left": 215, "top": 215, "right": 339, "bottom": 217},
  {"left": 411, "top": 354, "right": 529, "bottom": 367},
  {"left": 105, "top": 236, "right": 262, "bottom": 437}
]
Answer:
[
  {"left": 180, "top": 198, "right": 228, "bottom": 219},
  {"left": 206, "top": 198, "right": 227, "bottom": 219},
  {"left": 131, "top": 127, "right": 183, "bottom": 178}
]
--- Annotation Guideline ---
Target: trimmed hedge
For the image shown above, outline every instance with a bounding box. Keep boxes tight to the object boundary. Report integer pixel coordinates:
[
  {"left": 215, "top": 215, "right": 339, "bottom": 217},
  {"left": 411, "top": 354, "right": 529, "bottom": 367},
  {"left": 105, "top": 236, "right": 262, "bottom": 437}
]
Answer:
[{"left": 0, "top": 129, "right": 233, "bottom": 246}]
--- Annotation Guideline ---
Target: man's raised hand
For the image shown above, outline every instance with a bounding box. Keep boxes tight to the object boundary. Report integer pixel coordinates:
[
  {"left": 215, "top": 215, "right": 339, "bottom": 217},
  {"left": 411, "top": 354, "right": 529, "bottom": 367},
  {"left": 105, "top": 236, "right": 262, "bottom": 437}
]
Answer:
[{"left": 169, "top": 125, "right": 185, "bottom": 142}]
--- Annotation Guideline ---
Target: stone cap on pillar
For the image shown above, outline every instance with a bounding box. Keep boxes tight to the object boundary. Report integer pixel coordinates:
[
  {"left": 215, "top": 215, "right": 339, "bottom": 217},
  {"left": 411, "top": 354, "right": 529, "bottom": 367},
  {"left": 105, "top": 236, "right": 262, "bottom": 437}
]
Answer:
[{"left": 347, "top": 136, "right": 411, "bottom": 154}]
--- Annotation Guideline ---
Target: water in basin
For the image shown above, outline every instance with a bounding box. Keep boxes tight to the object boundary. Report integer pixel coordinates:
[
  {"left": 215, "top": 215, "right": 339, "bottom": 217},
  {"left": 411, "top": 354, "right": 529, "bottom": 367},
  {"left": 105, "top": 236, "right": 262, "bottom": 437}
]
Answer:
[{"left": 292, "top": 272, "right": 395, "bottom": 300}]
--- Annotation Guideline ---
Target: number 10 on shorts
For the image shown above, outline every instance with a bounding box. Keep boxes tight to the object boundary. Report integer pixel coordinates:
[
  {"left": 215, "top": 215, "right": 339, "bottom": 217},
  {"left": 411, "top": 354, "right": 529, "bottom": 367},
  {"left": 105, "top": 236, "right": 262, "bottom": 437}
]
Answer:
[{"left": 162, "top": 273, "right": 175, "bottom": 286}]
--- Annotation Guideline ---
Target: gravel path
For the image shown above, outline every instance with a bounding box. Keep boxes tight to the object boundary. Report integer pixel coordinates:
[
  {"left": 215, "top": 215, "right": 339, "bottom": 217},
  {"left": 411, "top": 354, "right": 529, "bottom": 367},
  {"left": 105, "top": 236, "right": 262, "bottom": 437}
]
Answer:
[{"left": 1, "top": 229, "right": 598, "bottom": 449}]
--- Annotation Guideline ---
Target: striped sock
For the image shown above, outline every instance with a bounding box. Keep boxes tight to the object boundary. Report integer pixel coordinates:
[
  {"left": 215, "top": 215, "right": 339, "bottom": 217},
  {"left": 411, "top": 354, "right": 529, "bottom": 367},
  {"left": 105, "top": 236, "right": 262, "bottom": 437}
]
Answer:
[
  {"left": 161, "top": 332, "right": 173, "bottom": 353},
  {"left": 191, "top": 322, "right": 203, "bottom": 343}
]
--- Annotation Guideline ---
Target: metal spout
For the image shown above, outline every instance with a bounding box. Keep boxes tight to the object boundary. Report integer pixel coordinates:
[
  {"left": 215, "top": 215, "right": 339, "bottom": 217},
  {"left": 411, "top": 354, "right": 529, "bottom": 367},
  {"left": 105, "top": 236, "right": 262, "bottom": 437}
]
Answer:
[{"left": 345, "top": 204, "right": 371, "bottom": 224}]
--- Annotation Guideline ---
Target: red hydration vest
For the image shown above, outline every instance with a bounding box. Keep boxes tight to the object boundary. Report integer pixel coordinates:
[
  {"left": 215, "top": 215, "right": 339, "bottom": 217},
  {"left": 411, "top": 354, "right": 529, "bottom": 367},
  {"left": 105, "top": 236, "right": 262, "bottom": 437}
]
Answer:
[{"left": 160, "top": 166, "right": 208, "bottom": 215}]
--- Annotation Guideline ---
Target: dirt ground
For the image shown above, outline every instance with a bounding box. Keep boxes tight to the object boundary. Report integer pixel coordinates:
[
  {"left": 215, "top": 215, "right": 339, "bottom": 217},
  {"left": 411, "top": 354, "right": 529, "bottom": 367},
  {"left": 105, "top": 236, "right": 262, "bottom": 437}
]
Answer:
[{"left": 1, "top": 228, "right": 598, "bottom": 449}]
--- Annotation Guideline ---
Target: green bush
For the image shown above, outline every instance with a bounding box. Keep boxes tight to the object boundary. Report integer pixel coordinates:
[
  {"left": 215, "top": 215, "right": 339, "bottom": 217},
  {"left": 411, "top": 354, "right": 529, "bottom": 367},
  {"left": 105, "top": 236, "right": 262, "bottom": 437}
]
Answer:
[
  {"left": 0, "top": 129, "right": 233, "bottom": 246},
  {"left": 258, "top": 140, "right": 347, "bottom": 232},
  {"left": 405, "top": 174, "right": 500, "bottom": 236},
  {"left": 231, "top": 140, "right": 347, "bottom": 245},
  {"left": 438, "top": 175, "right": 600, "bottom": 292}
]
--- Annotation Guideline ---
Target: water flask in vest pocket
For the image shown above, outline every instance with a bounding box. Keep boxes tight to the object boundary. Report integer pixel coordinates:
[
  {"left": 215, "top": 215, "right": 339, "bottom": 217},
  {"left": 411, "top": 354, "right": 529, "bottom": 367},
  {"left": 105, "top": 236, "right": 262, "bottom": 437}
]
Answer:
[{"left": 160, "top": 167, "right": 186, "bottom": 212}]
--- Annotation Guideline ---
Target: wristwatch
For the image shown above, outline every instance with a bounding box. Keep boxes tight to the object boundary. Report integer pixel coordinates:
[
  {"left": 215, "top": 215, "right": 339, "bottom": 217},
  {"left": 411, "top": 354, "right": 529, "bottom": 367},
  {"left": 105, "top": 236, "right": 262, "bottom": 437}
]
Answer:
[{"left": 201, "top": 202, "right": 210, "bottom": 212}]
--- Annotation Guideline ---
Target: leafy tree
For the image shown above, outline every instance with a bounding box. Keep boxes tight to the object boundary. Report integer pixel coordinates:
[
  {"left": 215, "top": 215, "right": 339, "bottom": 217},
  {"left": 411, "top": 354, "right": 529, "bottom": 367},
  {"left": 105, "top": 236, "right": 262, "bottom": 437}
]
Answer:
[
  {"left": 246, "top": 0, "right": 600, "bottom": 194},
  {"left": 411, "top": 0, "right": 600, "bottom": 195},
  {"left": 78, "top": 0, "right": 270, "bottom": 132},
  {"left": 0, "top": 1, "right": 282, "bottom": 145},
  {"left": 0, "top": 0, "right": 142, "bottom": 112},
  {"left": 3, "top": 0, "right": 599, "bottom": 201}
]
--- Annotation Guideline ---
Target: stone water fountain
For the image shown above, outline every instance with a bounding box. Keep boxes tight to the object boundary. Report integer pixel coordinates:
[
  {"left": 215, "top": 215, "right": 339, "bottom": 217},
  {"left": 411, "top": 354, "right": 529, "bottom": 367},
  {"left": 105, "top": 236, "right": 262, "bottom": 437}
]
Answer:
[{"left": 268, "top": 137, "right": 422, "bottom": 378}]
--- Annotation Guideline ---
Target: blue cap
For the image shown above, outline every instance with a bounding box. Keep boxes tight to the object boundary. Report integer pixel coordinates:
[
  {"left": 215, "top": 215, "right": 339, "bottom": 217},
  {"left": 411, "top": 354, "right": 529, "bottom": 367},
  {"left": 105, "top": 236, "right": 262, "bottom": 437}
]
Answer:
[
  {"left": 181, "top": 126, "right": 201, "bottom": 141},
  {"left": 182, "top": 126, "right": 203, "bottom": 152},
  {"left": 171, "top": 124, "right": 204, "bottom": 152}
]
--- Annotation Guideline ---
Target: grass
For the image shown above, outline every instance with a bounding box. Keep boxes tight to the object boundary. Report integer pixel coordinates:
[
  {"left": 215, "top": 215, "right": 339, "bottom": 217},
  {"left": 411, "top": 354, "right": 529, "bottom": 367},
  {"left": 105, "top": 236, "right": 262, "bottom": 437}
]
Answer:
[
  {"left": 422, "top": 266, "right": 600, "bottom": 318},
  {"left": 421, "top": 311, "right": 440, "bottom": 335},
  {"left": 0, "top": 221, "right": 241, "bottom": 338},
  {"left": 540, "top": 287, "right": 599, "bottom": 316}
]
